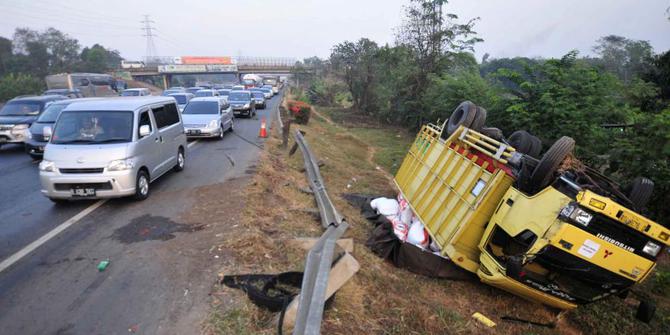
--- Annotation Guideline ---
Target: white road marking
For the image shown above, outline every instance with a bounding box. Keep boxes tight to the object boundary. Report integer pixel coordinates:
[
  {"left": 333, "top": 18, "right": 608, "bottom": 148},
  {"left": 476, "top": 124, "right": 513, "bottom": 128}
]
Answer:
[
  {"left": 0, "top": 199, "right": 107, "bottom": 274},
  {"left": 187, "top": 140, "right": 199, "bottom": 148}
]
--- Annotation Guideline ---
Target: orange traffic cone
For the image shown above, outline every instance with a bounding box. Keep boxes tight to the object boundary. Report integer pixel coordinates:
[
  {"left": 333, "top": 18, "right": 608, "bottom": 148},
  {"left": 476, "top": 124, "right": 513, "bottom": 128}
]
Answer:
[{"left": 259, "top": 117, "right": 268, "bottom": 138}]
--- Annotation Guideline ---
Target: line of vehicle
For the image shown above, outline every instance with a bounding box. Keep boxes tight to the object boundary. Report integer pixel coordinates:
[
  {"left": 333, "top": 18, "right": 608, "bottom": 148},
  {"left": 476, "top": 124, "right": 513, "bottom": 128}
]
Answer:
[{"left": 0, "top": 199, "right": 107, "bottom": 274}]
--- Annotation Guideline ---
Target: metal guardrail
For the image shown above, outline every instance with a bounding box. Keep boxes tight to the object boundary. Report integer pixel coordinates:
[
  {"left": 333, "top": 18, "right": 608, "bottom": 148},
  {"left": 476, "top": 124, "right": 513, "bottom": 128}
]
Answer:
[
  {"left": 294, "top": 131, "right": 345, "bottom": 229},
  {"left": 292, "top": 130, "right": 348, "bottom": 335}
]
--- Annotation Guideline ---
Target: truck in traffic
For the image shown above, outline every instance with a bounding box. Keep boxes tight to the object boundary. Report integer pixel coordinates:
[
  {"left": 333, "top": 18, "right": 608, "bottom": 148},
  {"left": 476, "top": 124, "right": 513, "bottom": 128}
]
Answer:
[
  {"left": 45, "top": 73, "right": 119, "bottom": 97},
  {"left": 394, "top": 101, "right": 668, "bottom": 322},
  {"left": 241, "top": 74, "right": 263, "bottom": 89}
]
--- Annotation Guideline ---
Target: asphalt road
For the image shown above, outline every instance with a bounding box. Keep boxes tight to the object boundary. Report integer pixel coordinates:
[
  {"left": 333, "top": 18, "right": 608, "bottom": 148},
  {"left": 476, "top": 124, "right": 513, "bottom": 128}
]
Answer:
[{"left": 0, "top": 91, "right": 282, "bottom": 334}]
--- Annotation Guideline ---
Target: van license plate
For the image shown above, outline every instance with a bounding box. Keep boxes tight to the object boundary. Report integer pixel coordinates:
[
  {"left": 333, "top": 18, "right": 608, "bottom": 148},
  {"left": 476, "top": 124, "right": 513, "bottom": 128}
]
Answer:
[{"left": 71, "top": 188, "right": 96, "bottom": 197}]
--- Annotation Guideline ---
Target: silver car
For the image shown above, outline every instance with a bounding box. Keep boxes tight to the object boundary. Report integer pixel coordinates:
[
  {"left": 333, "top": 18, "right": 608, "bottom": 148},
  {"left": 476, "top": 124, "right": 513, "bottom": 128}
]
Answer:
[
  {"left": 39, "top": 97, "right": 187, "bottom": 202},
  {"left": 182, "top": 97, "right": 233, "bottom": 139}
]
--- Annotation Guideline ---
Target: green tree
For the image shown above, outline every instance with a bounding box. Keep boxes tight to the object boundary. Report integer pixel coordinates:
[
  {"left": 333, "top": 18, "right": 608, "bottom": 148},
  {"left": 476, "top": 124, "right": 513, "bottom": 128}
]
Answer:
[
  {"left": 79, "top": 44, "right": 123, "bottom": 72},
  {"left": 592, "top": 35, "right": 655, "bottom": 83},
  {"left": 330, "top": 38, "right": 380, "bottom": 114},
  {"left": 491, "top": 51, "right": 629, "bottom": 165},
  {"left": 0, "top": 73, "right": 43, "bottom": 101}
]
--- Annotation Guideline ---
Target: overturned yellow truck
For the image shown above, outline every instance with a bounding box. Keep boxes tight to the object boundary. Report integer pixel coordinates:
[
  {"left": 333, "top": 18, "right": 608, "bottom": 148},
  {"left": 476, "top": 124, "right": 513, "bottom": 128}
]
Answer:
[{"left": 394, "top": 101, "right": 669, "bottom": 322}]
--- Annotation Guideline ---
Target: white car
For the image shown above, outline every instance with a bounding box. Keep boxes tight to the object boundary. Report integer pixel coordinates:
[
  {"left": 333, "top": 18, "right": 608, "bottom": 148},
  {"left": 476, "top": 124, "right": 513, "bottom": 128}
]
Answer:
[{"left": 121, "top": 88, "right": 151, "bottom": 96}]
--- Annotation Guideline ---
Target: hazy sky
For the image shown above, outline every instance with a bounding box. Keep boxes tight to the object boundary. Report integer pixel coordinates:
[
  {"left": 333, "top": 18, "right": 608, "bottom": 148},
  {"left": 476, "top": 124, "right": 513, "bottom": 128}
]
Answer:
[{"left": 0, "top": 0, "right": 668, "bottom": 61}]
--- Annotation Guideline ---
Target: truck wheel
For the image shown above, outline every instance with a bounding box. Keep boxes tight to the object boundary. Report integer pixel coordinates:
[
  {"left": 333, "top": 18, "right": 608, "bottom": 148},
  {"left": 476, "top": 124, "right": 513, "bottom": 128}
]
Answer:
[
  {"left": 480, "top": 127, "right": 503, "bottom": 140},
  {"left": 508, "top": 130, "right": 534, "bottom": 155},
  {"left": 470, "top": 106, "right": 487, "bottom": 131},
  {"left": 529, "top": 136, "right": 575, "bottom": 193},
  {"left": 446, "top": 101, "right": 478, "bottom": 135},
  {"left": 627, "top": 177, "right": 654, "bottom": 210},
  {"left": 636, "top": 300, "right": 655, "bottom": 323},
  {"left": 528, "top": 135, "right": 543, "bottom": 159}
]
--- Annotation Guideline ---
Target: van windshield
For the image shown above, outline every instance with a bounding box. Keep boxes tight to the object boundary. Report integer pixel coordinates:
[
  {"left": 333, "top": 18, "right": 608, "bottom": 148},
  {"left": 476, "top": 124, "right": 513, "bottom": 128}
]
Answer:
[
  {"left": 37, "top": 103, "right": 69, "bottom": 123},
  {"left": 52, "top": 111, "right": 134, "bottom": 144},
  {"left": 182, "top": 101, "right": 218, "bottom": 115}
]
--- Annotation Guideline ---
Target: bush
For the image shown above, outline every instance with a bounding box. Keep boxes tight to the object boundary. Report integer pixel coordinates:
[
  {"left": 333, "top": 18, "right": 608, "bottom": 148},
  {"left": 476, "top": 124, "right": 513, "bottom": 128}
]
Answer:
[
  {"left": 0, "top": 73, "right": 44, "bottom": 102},
  {"left": 287, "top": 100, "right": 311, "bottom": 124}
]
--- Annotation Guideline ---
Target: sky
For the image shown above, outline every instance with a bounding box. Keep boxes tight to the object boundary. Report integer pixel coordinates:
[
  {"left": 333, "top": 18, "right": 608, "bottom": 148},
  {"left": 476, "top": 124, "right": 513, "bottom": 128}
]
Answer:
[{"left": 0, "top": 0, "right": 668, "bottom": 62}]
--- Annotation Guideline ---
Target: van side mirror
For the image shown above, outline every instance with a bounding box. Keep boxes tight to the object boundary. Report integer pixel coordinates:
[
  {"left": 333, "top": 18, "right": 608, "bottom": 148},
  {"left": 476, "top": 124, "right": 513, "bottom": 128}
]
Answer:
[
  {"left": 505, "top": 257, "right": 523, "bottom": 278},
  {"left": 139, "top": 125, "right": 151, "bottom": 137}
]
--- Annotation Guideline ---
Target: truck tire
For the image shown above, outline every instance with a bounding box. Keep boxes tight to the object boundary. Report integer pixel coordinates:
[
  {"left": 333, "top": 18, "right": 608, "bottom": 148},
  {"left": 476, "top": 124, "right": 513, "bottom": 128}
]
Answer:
[
  {"left": 529, "top": 136, "right": 575, "bottom": 193},
  {"left": 528, "top": 135, "right": 543, "bottom": 159},
  {"left": 480, "top": 127, "right": 503, "bottom": 140},
  {"left": 636, "top": 300, "right": 655, "bottom": 323},
  {"left": 627, "top": 177, "right": 654, "bottom": 210},
  {"left": 470, "top": 106, "right": 487, "bottom": 131},
  {"left": 446, "top": 101, "right": 478, "bottom": 135},
  {"left": 508, "top": 130, "right": 534, "bottom": 155}
]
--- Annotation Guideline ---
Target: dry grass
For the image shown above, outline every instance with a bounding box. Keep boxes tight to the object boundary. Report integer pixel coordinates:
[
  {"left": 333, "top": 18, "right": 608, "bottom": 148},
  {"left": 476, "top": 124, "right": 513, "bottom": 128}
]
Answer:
[{"left": 206, "top": 101, "right": 670, "bottom": 335}]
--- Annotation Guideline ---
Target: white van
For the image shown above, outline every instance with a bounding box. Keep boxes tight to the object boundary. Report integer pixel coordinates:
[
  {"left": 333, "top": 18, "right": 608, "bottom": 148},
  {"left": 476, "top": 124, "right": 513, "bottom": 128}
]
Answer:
[{"left": 39, "top": 97, "right": 187, "bottom": 202}]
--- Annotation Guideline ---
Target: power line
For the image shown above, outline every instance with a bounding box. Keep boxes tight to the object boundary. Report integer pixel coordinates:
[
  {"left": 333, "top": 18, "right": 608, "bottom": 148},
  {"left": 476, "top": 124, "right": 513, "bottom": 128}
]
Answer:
[{"left": 141, "top": 15, "right": 158, "bottom": 62}]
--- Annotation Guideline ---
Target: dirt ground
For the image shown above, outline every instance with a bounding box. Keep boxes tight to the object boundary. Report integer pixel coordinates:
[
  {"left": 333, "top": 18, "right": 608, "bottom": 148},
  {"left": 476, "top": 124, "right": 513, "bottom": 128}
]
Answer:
[{"left": 204, "top": 102, "right": 670, "bottom": 335}]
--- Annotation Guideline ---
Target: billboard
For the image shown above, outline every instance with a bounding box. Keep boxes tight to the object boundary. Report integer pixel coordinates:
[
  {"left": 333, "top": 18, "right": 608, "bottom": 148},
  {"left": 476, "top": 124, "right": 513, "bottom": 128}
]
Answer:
[
  {"left": 180, "top": 56, "right": 234, "bottom": 65},
  {"left": 157, "top": 64, "right": 238, "bottom": 73}
]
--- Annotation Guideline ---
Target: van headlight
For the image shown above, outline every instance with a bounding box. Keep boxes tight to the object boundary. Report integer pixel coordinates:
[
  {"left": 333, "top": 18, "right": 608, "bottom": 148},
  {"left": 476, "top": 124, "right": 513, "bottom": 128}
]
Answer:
[
  {"left": 244, "top": 103, "right": 250, "bottom": 108},
  {"left": 208, "top": 119, "right": 219, "bottom": 128},
  {"left": 39, "top": 160, "right": 56, "bottom": 172},
  {"left": 107, "top": 159, "right": 135, "bottom": 171},
  {"left": 643, "top": 241, "right": 661, "bottom": 257}
]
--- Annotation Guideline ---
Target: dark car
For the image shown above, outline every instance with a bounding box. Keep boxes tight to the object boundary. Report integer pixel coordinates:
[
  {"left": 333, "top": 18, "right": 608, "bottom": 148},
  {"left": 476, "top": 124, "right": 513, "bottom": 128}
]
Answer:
[
  {"left": 251, "top": 91, "right": 266, "bottom": 109},
  {"left": 42, "top": 89, "right": 84, "bottom": 98},
  {"left": 228, "top": 91, "right": 256, "bottom": 118},
  {"left": 0, "top": 95, "right": 67, "bottom": 149},
  {"left": 24, "top": 98, "right": 101, "bottom": 159},
  {"left": 186, "top": 86, "right": 205, "bottom": 95}
]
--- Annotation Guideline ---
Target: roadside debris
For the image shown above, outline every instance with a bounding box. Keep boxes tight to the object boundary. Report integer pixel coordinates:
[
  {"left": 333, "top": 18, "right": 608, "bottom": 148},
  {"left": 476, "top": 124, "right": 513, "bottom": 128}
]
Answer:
[
  {"left": 97, "top": 259, "right": 110, "bottom": 272},
  {"left": 472, "top": 312, "right": 496, "bottom": 327}
]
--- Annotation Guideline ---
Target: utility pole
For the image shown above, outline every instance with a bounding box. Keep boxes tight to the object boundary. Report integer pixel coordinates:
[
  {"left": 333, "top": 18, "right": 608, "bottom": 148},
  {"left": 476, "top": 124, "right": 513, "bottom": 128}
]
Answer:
[{"left": 141, "top": 15, "right": 158, "bottom": 64}]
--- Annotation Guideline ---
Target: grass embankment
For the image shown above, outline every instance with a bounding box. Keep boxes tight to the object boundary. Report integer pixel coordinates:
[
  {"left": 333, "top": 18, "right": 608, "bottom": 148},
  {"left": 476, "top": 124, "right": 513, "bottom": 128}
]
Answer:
[{"left": 205, "top": 102, "right": 670, "bottom": 335}]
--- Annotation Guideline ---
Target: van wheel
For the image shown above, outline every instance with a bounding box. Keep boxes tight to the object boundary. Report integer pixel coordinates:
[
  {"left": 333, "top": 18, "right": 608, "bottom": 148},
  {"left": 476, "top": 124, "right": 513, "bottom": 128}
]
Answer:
[
  {"left": 218, "top": 125, "right": 225, "bottom": 140},
  {"left": 134, "top": 170, "right": 150, "bottom": 200},
  {"left": 174, "top": 148, "right": 185, "bottom": 172},
  {"left": 529, "top": 136, "right": 575, "bottom": 193},
  {"left": 229, "top": 119, "right": 235, "bottom": 132}
]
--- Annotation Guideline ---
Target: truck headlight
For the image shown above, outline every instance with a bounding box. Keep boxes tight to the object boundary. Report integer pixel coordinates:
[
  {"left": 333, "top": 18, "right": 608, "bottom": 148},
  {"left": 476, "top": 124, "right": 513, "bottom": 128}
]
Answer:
[
  {"left": 208, "top": 119, "right": 219, "bottom": 128},
  {"left": 39, "top": 160, "right": 56, "bottom": 172},
  {"left": 572, "top": 209, "right": 593, "bottom": 226},
  {"left": 560, "top": 204, "right": 592, "bottom": 226},
  {"left": 643, "top": 241, "right": 661, "bottom": 257},
  {"left": 107, "top": 159, "right": 135, "bottom": 171}
]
